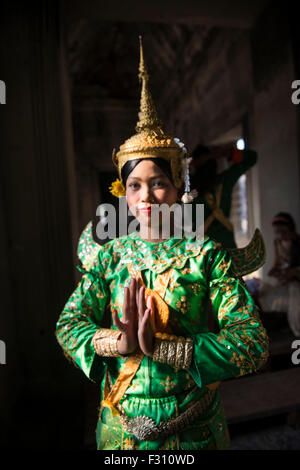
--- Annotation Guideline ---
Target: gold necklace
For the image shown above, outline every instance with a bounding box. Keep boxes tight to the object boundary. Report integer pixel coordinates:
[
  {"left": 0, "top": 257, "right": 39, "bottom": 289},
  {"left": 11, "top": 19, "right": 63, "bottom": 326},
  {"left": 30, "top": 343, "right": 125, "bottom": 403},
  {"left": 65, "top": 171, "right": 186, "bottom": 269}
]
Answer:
[{"left": 131, "top": 235, "right": 185, "bottom": 254}]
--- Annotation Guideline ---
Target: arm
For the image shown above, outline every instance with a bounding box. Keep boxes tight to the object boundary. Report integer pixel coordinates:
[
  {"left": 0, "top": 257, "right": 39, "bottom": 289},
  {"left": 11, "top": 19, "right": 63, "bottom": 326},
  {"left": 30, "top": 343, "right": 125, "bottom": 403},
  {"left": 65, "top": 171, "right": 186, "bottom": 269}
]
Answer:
[
  {"left": 151, "top": 247, "right": 269, "bottom": 387},
  {"left": 55, "top": 255, "right": 112, "bottom": 382},
  {"left": 189, "top": 247, "right": 269, "bottom": 387}
]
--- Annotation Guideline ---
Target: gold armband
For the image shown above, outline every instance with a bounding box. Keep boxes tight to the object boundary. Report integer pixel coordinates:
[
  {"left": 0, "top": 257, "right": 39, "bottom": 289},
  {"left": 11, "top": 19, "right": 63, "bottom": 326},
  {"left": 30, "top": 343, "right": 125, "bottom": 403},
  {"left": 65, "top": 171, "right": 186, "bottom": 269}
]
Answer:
[
  {"left": 92, "top": 328, "right": 122, "bottom": 357},
  {"left": 152, "top": 333, "right": 193, "bottom": 371}
]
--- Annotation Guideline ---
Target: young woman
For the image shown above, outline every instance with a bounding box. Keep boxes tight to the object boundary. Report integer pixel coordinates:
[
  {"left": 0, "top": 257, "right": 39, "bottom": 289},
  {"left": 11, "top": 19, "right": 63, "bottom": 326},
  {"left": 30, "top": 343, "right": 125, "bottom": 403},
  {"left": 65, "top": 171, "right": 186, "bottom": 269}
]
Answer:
[{"left": 56, "top": 40, "right": 269, "bottom": 450}]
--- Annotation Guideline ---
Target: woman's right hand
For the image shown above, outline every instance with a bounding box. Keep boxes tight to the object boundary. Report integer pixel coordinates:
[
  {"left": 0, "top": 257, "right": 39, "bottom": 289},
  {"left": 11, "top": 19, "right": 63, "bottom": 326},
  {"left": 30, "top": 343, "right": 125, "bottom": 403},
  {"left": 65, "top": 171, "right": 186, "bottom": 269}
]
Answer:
[{"left": 112, "top": 278, "right": 139, "bottom": 355}]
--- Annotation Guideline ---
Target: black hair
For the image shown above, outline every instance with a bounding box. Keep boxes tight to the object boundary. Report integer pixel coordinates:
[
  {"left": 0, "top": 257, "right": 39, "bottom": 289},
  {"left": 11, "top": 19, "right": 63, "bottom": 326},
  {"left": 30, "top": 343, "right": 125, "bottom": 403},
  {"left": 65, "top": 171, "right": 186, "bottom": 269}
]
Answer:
[
  {"left": 190, "top": 158, "right": 217, "bottom": 194},
  {"left": 121, "top": 157, "right": 174, "bottom": 187},
  {"left": 272, "top": 212, "right": 296, "bottom": 232}
]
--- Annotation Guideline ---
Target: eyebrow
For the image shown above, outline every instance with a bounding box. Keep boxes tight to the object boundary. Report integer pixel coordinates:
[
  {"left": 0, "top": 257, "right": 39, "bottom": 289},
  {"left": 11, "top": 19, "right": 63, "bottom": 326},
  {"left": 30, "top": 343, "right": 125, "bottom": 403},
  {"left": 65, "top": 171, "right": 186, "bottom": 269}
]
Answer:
[{"left": 127, "top": 174, "right": 167, "bottom": 181}]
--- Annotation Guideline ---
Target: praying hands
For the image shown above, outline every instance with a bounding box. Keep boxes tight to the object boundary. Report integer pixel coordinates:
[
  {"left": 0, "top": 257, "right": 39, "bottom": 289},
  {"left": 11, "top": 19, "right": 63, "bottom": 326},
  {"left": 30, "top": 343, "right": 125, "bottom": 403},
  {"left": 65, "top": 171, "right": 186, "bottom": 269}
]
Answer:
[{"left": 112, "top": 278, "right": 154, "bottom": 356}]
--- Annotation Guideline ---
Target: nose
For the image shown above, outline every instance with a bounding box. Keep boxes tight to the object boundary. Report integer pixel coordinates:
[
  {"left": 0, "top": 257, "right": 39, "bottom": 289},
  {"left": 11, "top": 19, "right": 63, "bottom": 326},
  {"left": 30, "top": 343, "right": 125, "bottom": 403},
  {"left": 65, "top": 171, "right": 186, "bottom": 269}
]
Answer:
[{"left": 140, "top": 184, "right": 153, "bottom": 202}]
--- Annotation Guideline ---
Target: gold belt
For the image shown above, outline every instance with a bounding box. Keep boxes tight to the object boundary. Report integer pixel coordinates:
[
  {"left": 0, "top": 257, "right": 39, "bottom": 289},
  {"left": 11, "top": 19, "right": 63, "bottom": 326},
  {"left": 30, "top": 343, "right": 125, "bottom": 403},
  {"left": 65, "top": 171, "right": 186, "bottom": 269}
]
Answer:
[{"left": 117, "top": 389, "right": 217, "bottom": 442}]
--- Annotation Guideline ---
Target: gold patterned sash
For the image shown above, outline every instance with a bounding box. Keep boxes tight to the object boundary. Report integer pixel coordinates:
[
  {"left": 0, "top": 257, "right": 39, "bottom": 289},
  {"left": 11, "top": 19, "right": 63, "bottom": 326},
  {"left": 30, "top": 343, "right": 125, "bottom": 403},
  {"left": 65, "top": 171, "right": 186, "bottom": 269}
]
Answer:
[{"left": 102, "top": 264, "right": 173, "bottom": 415}]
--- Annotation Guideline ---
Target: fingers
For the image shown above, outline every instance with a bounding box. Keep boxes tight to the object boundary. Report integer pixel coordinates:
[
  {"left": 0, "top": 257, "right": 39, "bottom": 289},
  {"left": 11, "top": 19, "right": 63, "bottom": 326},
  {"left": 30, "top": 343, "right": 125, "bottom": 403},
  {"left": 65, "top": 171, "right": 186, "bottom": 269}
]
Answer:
[
  {"left": 135, "top": 277, "right": 140, "bottom": 307},
  {"left": 146, "top": 294, "right": 153, "bottom": 311},
  {"left": 139, "top": 308, "right": 152, "bottom": 333},
  {"left": 123, "top": 278, "right": 137, "bottom": 322},
  {"left": 138, "top": 308, "right": 154, "bottom": 356},
  {"left": 122, "top": 286, "right": 130, "bottom": 322},
  {"left": 129, "top": 277, "right": 136, "bottom": 316},
  {"left": 138, "top": 286, "right": 147, "bottom": 321},
  {"left": 112, "top": 309, "right": 124, "bottom": 332}
]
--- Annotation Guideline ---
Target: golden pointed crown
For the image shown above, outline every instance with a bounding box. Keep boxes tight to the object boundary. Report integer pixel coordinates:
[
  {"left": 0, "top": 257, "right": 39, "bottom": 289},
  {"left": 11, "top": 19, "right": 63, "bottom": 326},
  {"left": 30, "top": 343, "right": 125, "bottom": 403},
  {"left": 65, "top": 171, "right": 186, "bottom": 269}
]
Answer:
[{"left": 112, "top": 36, "right": 187, "bottom": 189}]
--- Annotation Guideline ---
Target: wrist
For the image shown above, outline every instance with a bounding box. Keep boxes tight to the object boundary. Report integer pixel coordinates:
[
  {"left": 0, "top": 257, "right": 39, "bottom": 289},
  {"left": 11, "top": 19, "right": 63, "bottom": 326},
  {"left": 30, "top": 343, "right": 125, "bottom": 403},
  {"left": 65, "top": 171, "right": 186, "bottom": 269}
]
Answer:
[
  {"left": 144, "top": 335, "right": 154, "bottom": 357},
  {"left": 152, "top": 333, "right": 193, "bottom": 371},
  {"left": 117, "top": 334, "right": 137, "bottom": 355},
  {"left": 92, "top": 328, "right": 122, "bottom": 357}
]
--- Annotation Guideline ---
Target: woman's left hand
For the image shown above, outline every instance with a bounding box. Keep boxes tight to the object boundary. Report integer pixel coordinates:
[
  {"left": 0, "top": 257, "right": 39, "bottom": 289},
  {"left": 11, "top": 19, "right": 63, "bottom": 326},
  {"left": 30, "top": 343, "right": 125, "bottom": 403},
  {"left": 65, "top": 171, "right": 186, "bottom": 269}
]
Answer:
[{"left": 137, "top": 285, "right": 154, "bottom": 356}]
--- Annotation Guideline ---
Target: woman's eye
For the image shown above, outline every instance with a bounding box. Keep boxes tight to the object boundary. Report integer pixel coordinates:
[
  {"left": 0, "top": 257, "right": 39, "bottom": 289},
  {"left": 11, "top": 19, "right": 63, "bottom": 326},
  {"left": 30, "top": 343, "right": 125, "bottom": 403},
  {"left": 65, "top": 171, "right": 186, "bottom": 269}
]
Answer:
[
  {"left": 129, "top": 183, "right": 139, "bottom": 189},
  {"left": 153, "top": 180, "right": 165, "bottom": 187}
]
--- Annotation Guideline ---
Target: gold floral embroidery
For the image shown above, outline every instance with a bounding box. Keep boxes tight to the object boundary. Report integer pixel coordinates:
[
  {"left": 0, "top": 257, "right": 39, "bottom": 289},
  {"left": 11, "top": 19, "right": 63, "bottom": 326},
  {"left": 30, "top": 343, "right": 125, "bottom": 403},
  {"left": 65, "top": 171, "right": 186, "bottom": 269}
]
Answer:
[
  {"left": 176, "top": 296, "right": 189, "bottom": 314},
  {"left": 123, "top": 436, "right": 137, "bottom": 450},
  {"left": 230, "top": 352, "right": 248, "bottom": 375},
  {"left": 96, "top": 291, "right": 105, "bottom": 300},
  {"left": 217, "top": 295, "right": 240, "bottom": 321},
  {"left": 219, "top": 282, "right": 235, "bottom": 296},
  {"left": 160, "top": 438, "right": 178, "bottom": 450},
  {"left": 187, "top": 282, "right": 203, "bottom": 295},
  {"left": 113, "top": 233, "right": 203, "bottom": 273},
  {"left": 181, "top": 267, "right": 192, "bottom": 275},
  {"left": 218, "top": 259, "right": 230, "bottom": 273},
  {"left": 183, "top": 373, "right": 196, "bottom": 390},
  {"left": 160, "top": 376, "right": 177, "bottom": 392},
  {"left": 112, "top": 252, "right": 121, "bottom": 263},
  {"left": 169, "top": 278, "right": 181, "bottom": 292},
  {"left": 217, "top": 319, "right": 269, "bottom": 376}
]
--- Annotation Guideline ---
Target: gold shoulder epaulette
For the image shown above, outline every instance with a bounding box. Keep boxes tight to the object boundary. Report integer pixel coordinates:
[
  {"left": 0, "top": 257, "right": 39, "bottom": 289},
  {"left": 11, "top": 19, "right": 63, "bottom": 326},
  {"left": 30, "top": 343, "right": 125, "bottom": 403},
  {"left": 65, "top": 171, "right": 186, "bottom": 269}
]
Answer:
[{"left": 228, "top": 229, "right": 266, "bottom": 277}]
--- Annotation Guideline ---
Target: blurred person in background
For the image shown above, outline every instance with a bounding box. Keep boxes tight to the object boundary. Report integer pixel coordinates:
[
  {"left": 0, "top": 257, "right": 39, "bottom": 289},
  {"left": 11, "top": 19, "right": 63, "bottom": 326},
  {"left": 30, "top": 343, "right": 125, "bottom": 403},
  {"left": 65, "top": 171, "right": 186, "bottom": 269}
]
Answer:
[
  {"left": 255, "top": 212, "right": 300, "bottom": 337},
  {"left": 190, "top": 143, "right": 257, "bottom": 249}
]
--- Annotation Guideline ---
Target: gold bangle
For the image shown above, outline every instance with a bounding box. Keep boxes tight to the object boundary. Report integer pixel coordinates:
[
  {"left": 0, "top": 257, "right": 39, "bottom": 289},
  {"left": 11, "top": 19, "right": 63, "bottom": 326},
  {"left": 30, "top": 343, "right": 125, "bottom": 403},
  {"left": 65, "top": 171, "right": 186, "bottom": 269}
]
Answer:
[
  {"left": 168, "top": 340, "right": 177, "bottom": 367},
  {"left": 152, "top": 338, "right": 162, "bottom": 363},
  {"left": 183, "top": 337, "right": 194, "bottom": 370},
  {"left": 160, "top": 339, "right": 169, "bottom": 363},
  {"left": 175, "top": 338, "right": 185, "bottom": 370},
  {"left": 152, "top": 334, "right": 194, "bottom": 371},
  {"left": 92, "top": 328, "right": 122, "bottom": 357}
]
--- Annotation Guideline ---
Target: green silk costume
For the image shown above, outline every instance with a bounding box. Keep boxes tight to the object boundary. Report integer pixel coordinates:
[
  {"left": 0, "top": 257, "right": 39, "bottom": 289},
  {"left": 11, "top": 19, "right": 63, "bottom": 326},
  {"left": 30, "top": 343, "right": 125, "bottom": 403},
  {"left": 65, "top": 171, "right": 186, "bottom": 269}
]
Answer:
[{"left": 56, "top": 222, "right": 269, "bottom": 450}]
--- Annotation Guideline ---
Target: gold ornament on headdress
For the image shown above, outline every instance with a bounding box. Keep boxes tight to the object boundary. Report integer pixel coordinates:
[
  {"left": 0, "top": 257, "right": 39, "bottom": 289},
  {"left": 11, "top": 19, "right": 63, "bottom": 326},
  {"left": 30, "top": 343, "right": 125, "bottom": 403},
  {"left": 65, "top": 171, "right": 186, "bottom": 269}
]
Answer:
[{"left": 110, "top": 36, "right": 197, "bottom": 202}]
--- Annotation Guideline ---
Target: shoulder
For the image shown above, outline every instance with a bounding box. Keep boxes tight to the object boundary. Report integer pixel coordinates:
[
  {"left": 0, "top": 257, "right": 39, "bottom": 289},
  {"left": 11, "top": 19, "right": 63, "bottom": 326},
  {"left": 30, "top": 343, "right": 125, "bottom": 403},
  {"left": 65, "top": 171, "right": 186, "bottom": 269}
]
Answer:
[
  {"left": 77, "top": 221, "right": 103, "bottom": 272},
  {"left": 77, "top": 222, "right": 132, "bottom": 271},
  {"left": 194, "top": 235, "right": 229, "bottom": 269},
  {"left": 200, "top": 235, "right": 224, "bottom": 256},
  {"left": 101, "top": 233, "right": 132, "bottom": 254},
  {"left": 98, "top": 233, "right": 135, "bottom": 271}
]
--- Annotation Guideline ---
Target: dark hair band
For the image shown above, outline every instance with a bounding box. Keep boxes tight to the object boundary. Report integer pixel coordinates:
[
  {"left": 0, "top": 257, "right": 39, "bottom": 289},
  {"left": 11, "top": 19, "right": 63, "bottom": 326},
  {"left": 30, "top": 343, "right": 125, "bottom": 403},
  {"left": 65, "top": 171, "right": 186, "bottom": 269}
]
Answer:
[{"left": 121, "top": 157, "right": 174, "bottom": 187}]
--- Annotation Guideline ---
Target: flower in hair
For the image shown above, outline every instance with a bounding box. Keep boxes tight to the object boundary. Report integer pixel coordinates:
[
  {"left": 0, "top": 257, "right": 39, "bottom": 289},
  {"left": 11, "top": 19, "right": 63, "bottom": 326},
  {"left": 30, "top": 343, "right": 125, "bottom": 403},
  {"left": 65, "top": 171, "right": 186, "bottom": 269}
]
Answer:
[{"left": 109, "top": 178, "right": 126, "bottom": 197}]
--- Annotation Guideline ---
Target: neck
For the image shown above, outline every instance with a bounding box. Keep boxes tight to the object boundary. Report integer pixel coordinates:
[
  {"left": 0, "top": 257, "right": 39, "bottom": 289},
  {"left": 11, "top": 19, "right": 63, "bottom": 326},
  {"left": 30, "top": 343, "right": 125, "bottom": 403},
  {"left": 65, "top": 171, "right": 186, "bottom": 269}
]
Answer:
[{"left": 139, "top": 224, "right": 175, "bottom": 242}]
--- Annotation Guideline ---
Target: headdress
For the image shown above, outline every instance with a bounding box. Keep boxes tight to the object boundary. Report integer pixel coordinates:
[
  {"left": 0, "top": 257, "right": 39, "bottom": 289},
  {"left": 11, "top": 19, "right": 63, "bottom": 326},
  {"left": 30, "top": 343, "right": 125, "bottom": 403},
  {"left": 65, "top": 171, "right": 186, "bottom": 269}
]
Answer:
[{"left": 109, "top": 36, "right": 197, "bottom": 203}]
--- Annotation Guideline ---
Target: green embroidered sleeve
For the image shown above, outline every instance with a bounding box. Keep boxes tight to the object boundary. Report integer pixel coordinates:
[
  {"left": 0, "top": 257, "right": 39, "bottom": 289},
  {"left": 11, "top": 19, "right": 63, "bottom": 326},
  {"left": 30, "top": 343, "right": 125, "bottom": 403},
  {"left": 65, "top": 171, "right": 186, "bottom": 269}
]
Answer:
[
  {"left": 55, "top": 251, "right": 110, "bottom": 382},
  {"left": 189, "top": 245, "right": 269, "bottom": 387}
]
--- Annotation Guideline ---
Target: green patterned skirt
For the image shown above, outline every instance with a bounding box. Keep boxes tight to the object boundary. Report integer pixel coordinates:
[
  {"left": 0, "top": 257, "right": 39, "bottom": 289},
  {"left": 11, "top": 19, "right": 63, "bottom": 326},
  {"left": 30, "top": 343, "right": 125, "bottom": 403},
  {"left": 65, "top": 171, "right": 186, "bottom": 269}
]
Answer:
[{"left": 96, "top": 388, "right": 230, "bottom": 450}]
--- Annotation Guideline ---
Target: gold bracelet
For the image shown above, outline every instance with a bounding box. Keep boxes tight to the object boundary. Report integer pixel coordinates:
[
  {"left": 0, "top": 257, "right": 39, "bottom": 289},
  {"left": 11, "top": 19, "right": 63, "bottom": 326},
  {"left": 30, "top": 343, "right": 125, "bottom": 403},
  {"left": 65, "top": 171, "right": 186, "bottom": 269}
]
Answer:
[
  {"left": 183, "top": 337, "right": 194, "bottom": 371},
  {"left": 152, "top": 333, "right": 193, "bottom": 371},
  {"left": 92, "top": 328, "right": 122, "bottom": 357}
]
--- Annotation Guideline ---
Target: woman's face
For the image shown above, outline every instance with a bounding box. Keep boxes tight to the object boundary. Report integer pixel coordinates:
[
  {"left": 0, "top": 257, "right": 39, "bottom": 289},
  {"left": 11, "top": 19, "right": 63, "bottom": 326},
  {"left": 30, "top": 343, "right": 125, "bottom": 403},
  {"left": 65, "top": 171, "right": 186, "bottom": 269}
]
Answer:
[{"left": 125, "top": 159, "right": 178, "bottom": 230}]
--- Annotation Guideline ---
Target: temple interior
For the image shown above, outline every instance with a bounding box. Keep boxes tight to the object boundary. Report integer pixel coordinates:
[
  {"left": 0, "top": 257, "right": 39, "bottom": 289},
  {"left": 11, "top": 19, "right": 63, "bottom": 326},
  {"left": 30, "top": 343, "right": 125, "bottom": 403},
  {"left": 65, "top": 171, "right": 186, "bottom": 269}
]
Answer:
[{"left": 1, "top": 0, "right": 300, "bottom": 450}]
